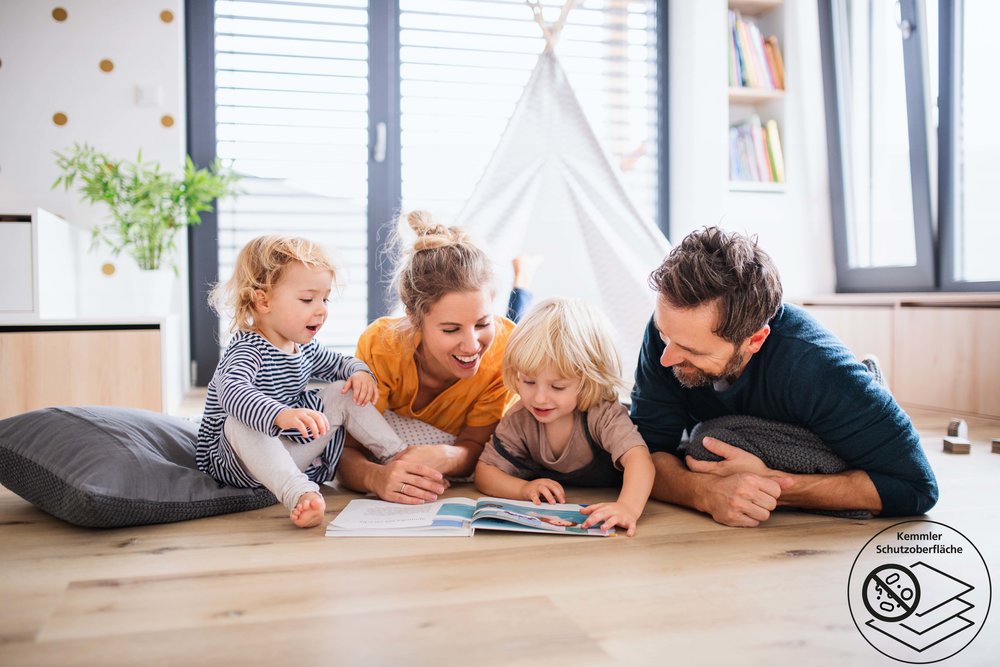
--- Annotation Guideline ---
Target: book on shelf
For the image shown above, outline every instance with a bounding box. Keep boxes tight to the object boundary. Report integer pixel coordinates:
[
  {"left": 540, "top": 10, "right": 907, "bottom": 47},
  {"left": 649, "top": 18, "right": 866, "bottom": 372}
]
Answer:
[
  {"left": 765, "top": 36, "right": 785, "bottom": 89},
  {"left": 325, "top": 496, "right": 616, "bottom": 537},
  {"left": 765, "top": 118, "right": 786, "bottom": 182},
  {"left": 750, "top": 115, "right": 772, "bottom": 181},
  {"left": 730, "top": 115, "right": 785, "bottom": 184},
  {"left": 728, "top": 10, "right": 784, "bottom": 91}
]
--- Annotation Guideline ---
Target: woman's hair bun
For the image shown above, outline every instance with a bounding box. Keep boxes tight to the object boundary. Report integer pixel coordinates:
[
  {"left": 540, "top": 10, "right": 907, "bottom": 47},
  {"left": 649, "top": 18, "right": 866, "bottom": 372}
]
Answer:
[{"left": 404, "top": 210, "right": 468, "bottom": 251}]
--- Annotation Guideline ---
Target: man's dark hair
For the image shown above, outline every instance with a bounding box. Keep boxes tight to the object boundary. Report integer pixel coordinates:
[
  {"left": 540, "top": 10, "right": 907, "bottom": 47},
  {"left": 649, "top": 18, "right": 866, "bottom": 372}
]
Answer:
[{"left": 648, "top": 226, "right": 783, "bottom": 343}]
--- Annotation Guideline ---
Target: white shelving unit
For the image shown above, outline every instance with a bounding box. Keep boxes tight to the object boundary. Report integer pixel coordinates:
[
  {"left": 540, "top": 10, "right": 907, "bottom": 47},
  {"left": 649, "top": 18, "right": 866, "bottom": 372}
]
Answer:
[{"left": 727, "top": 0, "right": 786, "bottom": 191}]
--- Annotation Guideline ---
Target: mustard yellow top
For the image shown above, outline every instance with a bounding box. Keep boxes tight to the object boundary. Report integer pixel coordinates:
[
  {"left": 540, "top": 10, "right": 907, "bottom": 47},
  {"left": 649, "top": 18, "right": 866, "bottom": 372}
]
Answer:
[{"left": 355, "top": 316, "right": 517, "bottom": 436}]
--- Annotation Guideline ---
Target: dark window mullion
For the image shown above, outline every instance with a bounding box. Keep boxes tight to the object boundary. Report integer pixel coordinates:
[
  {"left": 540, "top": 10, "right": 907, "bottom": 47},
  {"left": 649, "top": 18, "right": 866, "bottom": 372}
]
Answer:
[
  {"left": 367, "top": 0, "right": 401, "bottom": 320},
  {"left": 187, "top": 0, "right": 222, "bottom": 386},
  {"left": 898, "top": 0, "right": 936, "bottom": 286}
]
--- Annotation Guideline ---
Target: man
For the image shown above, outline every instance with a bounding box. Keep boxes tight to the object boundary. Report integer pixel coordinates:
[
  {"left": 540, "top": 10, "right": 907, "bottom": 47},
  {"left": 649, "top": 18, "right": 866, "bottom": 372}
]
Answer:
[{"left": 630, "top": 227, "right": 938, "bottom": 527}]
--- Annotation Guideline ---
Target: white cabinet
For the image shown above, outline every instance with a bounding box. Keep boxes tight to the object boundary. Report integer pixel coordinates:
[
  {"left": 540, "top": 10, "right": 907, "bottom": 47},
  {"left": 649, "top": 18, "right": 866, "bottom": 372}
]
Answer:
[
  {"left": 0, "top": 209, "right": 77, "bottom": 322},
  {"left": 0, "top": 217, "right": 33, "bottom": 312}
]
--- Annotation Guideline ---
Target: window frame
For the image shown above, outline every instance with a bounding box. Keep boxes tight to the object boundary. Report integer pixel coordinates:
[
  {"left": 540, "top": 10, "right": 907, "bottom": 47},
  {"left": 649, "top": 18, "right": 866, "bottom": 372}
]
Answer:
[
  {"left": 186, "top": 0, "right": 223, "bottom": 386},
  {"left": 937, "top": 0, "right": 1000, "bottom": 292},
  {"left": 818, "top": 0, "right": 936, "bottom": 293},
  {"left": 820, "top": 0, "right": 999, "bottom": 293}
]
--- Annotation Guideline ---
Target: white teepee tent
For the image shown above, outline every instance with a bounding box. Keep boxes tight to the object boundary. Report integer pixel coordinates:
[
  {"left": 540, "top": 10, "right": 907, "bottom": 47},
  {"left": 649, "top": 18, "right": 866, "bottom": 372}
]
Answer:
[{"left": 453, "top": 1, "right": 672, "bottom": 378}]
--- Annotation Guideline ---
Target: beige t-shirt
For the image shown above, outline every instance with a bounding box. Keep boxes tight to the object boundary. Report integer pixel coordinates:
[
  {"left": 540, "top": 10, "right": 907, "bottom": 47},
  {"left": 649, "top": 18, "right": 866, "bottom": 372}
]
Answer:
[{"left": 479, "top": 399, "right": 648, "bottom": 478}]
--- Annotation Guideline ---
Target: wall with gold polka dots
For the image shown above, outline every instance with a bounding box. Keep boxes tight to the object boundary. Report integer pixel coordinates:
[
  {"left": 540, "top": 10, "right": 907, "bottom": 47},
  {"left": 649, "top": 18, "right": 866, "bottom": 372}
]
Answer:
[
  {"left": 0, "top": 1, "right": 189, "bottom": 401},
  {"left": 0, "top": 1, "right": 185, "bottom": 287}
]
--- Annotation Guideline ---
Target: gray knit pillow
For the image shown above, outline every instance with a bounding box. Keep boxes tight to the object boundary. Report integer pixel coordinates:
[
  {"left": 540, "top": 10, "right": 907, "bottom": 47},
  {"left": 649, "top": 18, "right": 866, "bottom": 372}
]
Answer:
[
  {"left": 0, "top": 406, "right": 276, "bottom": 528},
  {"left": 680, "top": 415, "right": 872, "bottom": 520}
]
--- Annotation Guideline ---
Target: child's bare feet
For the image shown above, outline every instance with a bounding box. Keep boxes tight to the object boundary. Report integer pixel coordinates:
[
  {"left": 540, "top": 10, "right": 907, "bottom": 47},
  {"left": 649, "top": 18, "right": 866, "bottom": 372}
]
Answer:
[
  {"left": 290, "top": 491, "right": 326, "bottom": 528},
  {"left": 512, "top": 255, "right": 544, "bottom": 289}
]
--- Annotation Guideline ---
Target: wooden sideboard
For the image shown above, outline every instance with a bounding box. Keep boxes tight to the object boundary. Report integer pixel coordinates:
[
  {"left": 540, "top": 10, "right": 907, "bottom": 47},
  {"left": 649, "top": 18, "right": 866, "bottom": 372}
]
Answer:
[
  {"left": 0, "top": 320, "right": 172, "bottom": 419},
  {"left": 799, "top": 293, "right": 1000, "bottom": 418}
]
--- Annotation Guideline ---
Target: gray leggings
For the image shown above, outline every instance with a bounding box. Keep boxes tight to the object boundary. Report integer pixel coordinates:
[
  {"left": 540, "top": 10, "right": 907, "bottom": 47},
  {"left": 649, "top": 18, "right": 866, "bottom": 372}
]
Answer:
[{"left": 224, "top": 381, "right": 404, "bottom": 512}]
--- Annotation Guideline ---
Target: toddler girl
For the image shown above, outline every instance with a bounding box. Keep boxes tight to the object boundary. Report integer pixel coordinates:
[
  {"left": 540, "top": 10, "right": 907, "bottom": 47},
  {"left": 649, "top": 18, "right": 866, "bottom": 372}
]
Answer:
[
  {"left": 475, "top": 298, "right": 655, "bottom": 535},
  {"left": 197, "top": 235, "right": 403, "bottom": 528}
]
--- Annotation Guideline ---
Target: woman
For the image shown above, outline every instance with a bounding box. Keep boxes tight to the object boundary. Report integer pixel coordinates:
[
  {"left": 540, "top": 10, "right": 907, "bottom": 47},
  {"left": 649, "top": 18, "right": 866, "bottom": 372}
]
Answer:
[{"left": 336, "top": 211, "right": 536, "bottom": 504}]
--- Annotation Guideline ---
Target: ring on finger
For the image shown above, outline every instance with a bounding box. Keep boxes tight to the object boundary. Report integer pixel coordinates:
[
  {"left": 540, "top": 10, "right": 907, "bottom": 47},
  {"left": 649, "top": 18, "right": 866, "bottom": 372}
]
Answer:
[{"left": 399, "top": 482, "right": 406, "bottom": 494}]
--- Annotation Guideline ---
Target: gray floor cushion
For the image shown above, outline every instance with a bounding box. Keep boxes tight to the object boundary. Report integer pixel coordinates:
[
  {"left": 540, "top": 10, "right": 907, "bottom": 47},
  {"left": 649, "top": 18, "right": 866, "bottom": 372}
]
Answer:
[{"left": 0, "top": 406, "right": 276, "bottom": 528}]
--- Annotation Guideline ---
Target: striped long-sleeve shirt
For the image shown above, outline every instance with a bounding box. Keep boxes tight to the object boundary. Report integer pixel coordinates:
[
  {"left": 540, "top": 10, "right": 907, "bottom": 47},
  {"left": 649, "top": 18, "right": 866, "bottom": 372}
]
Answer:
[{"left": 196, "top": 330, "right": 372, "bottom": 488}]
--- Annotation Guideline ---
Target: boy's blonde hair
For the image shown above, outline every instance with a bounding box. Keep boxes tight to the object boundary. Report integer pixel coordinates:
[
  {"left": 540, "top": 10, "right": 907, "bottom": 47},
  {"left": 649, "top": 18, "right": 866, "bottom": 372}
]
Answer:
[
  {"left": 388, "top": 210, "right": 495, "bottom": 332},
  {"left": 503, "top": 298, "right": 624, "bottom": 411},
  {"left": 210, "top": 235, "right": 337, "bottom": 334}
]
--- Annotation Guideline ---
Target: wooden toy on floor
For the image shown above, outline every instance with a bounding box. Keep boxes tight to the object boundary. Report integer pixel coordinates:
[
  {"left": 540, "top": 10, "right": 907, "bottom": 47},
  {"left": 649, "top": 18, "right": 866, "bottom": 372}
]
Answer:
[
  {"left": 946, "top": 418, "right": 968, "bottom": 440},
  {"left": 943, "top": 436, "right": 971, "bottom": 454}
]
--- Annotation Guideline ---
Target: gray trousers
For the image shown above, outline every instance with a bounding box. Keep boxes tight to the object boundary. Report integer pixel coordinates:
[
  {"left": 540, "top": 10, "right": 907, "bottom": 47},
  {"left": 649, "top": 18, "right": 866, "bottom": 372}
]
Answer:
[{"left": 224, "top": 382, "right": 404, "bottom": 512}]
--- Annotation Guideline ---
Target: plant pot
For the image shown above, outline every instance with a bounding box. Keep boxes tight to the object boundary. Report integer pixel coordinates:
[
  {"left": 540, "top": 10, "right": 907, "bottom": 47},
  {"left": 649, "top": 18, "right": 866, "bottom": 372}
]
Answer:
[
  {"left": 131, "top": 268, "right": 176, "bottom": 317},
  {"left": 80, "top": 259, "right": 177, "bottom": 319}
]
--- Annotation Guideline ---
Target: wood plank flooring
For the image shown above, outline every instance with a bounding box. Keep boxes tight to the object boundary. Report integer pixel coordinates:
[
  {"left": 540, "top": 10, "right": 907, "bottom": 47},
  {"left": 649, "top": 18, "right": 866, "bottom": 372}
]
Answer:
[{"left": 2, "top": 406, "right": 998, "bottom": 666}]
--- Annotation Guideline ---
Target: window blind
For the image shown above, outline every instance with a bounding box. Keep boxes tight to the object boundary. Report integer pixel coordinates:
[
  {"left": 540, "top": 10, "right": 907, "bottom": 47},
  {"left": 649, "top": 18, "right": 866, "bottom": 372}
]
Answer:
[{"left": 214, "top": 0, "right": 370, "bottom": 353}]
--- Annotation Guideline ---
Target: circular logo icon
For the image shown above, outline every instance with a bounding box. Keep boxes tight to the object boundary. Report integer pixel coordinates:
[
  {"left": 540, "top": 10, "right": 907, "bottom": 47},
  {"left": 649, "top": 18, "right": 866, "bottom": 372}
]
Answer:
[
  {"left": 848, "top": 521, "right": 991, "bottom": 663},
  {"left": 863, "top": 564, "right": 921, "bottom": 622}
]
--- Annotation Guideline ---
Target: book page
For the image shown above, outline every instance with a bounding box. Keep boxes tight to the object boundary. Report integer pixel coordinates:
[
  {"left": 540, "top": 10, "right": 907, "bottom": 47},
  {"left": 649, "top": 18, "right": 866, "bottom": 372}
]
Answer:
[
  {"left": 471, "top": 497, "right": 614, "bottom": 536},
  {"left": 329, "top": 497, "right": 475, "bottom": 531}
]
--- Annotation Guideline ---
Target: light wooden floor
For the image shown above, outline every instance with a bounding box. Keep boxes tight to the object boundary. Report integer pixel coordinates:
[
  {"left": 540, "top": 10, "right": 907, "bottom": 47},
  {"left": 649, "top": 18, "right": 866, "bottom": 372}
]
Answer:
[{"left": 2, "top": 407, "right": 998, "bottom": 666}]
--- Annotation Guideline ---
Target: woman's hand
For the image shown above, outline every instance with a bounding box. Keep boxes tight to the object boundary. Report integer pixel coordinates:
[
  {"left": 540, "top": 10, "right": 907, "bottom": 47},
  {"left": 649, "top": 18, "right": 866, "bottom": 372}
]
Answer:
[
  {"left": 367, "top": 459, "right": 449, "bottom": 505},
  {"left": 390, "top": 444, "right": 468, "bottom": 474}
]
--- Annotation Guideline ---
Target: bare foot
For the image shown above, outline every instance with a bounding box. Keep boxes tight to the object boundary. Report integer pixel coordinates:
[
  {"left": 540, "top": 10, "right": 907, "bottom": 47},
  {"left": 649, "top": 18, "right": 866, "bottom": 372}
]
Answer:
[
  {"left": 290, "top": 491, "right": 326, "bottom": 528},
  {"left": 512, "top": 254, "right": 544, "bottom": 289}
]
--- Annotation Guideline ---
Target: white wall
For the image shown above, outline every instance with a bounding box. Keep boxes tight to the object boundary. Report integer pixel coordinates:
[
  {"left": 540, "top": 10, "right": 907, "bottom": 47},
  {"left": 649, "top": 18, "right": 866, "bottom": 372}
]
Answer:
[
  {"left": 0, "top": 1, "right": 189, "bottom": 403},
  {"left": 669, "top": 0, "right": 836, "bottom": 297}
]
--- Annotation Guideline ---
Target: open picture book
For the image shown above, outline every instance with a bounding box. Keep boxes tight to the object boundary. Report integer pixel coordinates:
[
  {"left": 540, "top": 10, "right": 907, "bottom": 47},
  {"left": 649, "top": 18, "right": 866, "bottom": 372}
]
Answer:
[{"left": 325, "top": 496, "right": 615, "bottom": 537}]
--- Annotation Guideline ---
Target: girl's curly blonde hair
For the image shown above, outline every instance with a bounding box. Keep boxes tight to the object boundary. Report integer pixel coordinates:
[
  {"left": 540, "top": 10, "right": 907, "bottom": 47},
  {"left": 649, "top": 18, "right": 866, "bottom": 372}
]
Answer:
[{"left": 210, "top": 235, "right": 337, "bottom": 334}]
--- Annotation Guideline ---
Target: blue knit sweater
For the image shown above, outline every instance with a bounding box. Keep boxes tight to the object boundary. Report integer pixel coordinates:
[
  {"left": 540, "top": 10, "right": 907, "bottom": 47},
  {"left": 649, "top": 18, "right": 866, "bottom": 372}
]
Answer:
[{"left": 630, "top": 304, "right": 938, "bottom": 516}]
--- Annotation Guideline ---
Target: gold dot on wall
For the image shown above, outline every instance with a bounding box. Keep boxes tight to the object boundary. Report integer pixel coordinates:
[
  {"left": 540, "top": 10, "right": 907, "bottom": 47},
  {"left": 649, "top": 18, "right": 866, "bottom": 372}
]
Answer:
[
  {"left": 53, "top": 112, "right": 68, "bottom": 126},
  {"left": 52, "top": 7, "right": 68, "bottom": 21},
  {"left": 161, "top": 114, "right": 174, "bottom": 128},
  {"left": 99, "top": 59, "right": 114, "bottom": 73},
  {"left": 101, "top": 263, "right": 116, "bottom": 276},
  {"left": 160, "top": 10, "right": 174, "bottom": 23}
]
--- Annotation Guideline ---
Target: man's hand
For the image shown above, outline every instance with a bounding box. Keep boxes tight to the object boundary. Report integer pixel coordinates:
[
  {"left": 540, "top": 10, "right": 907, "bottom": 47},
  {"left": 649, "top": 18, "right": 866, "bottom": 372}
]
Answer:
[
  {"left": 685, "top": 437, "right": 773, "bottom": 477},
  {"left": 700, "top": 472, "right": 793, "bottom": 527}
]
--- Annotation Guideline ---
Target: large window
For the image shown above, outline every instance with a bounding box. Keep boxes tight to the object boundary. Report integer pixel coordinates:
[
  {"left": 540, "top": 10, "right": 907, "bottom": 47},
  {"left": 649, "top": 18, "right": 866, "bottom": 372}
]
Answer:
[
  {"left": 188, "top": 0, "right": 662, "bottom": 384},
  {"left": 820, "top": 0, "right": 999, "bottom": 292},
  {"left": 940, "top": 0, "right": 1000, "bottom": 288}
]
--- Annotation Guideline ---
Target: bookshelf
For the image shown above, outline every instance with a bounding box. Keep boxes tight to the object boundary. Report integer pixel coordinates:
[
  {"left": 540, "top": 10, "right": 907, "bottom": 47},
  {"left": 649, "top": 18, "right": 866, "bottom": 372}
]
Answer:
[{"left": 727, "top": 0, "right": 786, "bottom": 191}]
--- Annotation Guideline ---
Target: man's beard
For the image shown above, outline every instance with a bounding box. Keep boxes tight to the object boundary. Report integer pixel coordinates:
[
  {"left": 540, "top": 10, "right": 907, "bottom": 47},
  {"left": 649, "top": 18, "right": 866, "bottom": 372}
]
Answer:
[{"left": 671, "top": 349, "right": 748, "bottom": 389}]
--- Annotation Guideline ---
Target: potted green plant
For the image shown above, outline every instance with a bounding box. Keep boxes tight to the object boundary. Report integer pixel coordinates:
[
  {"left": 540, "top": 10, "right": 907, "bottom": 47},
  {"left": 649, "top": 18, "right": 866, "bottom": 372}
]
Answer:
[{"left": 53, "top": 143, "right": 240, "bottom": 272}]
